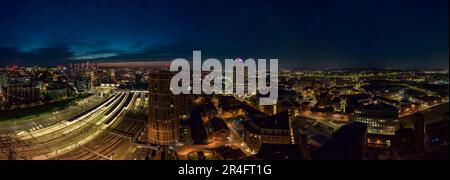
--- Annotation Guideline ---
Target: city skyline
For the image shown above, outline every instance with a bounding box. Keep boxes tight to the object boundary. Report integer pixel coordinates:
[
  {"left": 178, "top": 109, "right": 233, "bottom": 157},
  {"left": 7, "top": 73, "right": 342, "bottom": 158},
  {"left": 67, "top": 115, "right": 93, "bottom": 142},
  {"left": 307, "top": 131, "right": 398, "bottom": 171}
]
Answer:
[
  {"left": 0, "top": 0, "right": 448, "bottom": 163},
  {"left": 1, "top": 65, "right": 448, "bottom": 161},
  {"left": 0, "top": 0, "right": 449, "bottom": 69}
]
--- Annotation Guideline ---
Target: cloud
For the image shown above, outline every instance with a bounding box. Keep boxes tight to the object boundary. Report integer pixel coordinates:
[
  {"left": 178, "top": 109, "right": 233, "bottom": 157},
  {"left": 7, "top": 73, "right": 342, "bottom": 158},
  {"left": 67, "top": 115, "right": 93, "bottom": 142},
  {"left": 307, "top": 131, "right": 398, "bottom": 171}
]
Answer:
[
  {"left": 89, "top": 41, "right": 199, "bottom": 62},
  {"left": 0, "top": 41, "right": 188, "bottom": 65},
  {"left": 0, "top": 46, "right": 74, "bottom": 66},
  {"left": 1, "top": 38, "right": 447, "bottom": 69}
]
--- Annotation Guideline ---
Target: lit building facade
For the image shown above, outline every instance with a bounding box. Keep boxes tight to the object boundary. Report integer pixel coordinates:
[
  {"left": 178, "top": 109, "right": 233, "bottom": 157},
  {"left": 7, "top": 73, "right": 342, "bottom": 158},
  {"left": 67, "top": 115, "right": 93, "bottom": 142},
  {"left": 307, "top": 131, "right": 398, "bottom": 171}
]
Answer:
[
  {"left": 148, "top": 72, "right": 184, "bottom": 146},
  {"left": 6, "top": 82, "right": 40, "bottom": 106},
  {"left": 350, "top": 103, "right": 400, "bottom": 147},
  {"left": 242, "top": 111, "right": 294, "bottom": 152},
  {"left": 0, "top": 72, "right": 7, "bottom": 105}
]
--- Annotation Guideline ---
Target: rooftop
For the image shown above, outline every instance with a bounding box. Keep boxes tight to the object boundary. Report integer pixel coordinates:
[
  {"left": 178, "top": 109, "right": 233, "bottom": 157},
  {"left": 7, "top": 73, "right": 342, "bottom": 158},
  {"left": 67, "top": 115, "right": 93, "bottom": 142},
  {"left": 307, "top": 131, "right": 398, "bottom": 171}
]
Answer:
[
  {"left": 356, "top": 103, "right": 398, "bottom": 112},
  {"left": 254, "top": 144, "right": 305, "bottom": 160},
  {"left": 312, "top": 122, "right": 367, "bottom": 160},
  {"left": 252, "top": 111, "right": 290, "bottom": 130}
]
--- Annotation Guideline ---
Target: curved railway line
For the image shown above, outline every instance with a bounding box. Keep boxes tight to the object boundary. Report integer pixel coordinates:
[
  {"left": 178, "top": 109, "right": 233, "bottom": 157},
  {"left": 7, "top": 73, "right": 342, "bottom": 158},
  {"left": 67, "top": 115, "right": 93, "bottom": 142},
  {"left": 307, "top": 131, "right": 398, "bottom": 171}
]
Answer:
[
  {"left": 52, "top": 93, "right": 148, "bottom": 160},
  {"left": 0, "top": 92, "right": 146, "bottom": 160}
]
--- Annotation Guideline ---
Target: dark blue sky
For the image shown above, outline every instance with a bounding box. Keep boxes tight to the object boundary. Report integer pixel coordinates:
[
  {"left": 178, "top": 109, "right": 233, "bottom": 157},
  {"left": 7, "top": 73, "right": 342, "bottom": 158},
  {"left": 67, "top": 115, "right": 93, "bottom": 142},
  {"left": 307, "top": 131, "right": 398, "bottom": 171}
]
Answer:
[{"left": 0, "top": 0, "right": 448, "bottom": 69}]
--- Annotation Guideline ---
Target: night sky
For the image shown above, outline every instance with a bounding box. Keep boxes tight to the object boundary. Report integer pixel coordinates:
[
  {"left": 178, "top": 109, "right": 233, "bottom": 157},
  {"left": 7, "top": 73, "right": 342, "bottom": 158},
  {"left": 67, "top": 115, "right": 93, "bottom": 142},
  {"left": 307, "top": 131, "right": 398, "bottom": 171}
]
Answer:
[{"left": 0, "top": 0, "right": 448, "bottom": 69}]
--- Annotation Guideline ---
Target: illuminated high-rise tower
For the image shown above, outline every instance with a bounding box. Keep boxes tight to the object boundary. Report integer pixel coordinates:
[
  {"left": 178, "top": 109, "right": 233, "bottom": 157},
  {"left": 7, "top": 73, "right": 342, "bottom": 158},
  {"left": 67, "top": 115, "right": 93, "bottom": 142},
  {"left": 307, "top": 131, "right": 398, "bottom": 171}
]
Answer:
[{"left": 148, "top": 72, "right": 184, "bottom": 146}]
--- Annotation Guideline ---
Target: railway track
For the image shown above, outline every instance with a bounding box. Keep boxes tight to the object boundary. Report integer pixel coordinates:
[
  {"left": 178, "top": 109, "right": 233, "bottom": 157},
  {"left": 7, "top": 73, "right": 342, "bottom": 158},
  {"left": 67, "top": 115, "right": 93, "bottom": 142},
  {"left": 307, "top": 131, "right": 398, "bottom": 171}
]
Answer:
[
  {"left": 51, "top": 93, "right": 147, "bottom": 160},
  {"left": 0, "top": 92, "right": 134, "bottom": 160}
]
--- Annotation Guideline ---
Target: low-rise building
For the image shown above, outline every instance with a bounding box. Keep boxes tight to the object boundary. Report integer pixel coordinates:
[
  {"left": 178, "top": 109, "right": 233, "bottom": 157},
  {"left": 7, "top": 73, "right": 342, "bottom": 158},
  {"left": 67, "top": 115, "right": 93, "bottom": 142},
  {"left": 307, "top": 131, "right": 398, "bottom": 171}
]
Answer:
[
  {"left": 242, "top": 111, "right": 293, "bottom": 152},
  {"left": 410, "top": 95, "right": 442, "bottom": 108},
  {"left": 350, "top": 103, "right": 399, "bottom": 147},
  {"left": 312, "top": 122, "right": 368, "bottom": 160},
  {"left": 5, "top": 82, "right": 41, "bottom": 106}
]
